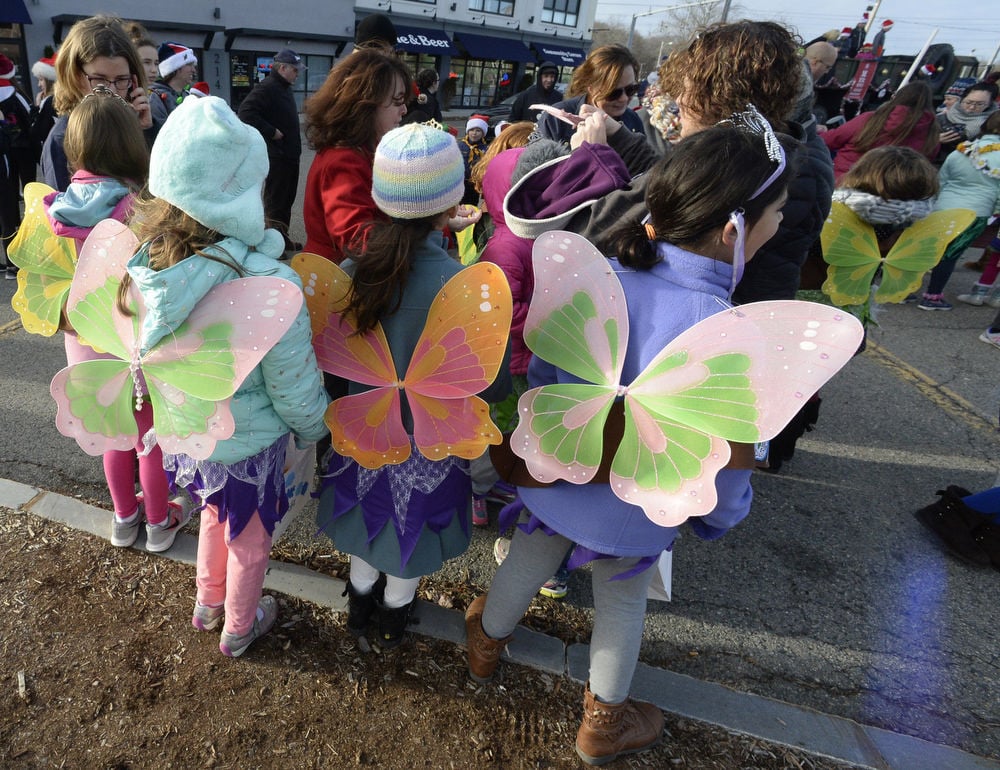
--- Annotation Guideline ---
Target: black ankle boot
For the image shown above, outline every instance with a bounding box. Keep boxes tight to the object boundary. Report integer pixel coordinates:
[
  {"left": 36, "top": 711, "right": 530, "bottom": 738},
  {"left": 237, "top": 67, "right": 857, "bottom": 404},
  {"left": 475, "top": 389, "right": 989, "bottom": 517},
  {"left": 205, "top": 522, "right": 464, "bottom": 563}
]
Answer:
[
  {"left": 914, "top": 486, "right": 992, "bottom": 566},
  {"left": 970, "top": 521, "right": 1000, "bottom": 570},
  {"left": 342, "top": 573, "right": 386, "bottom": 637},
  {"left": 377, "top": 599, "right": 415, "bottom": 649}
]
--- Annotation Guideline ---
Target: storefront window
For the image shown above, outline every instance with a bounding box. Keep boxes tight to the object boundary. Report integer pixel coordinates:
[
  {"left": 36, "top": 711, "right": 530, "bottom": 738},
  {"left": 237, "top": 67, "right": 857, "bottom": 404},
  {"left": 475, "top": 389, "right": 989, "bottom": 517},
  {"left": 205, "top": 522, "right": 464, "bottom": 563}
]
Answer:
[
  {"left": 230, "top": 51, "right": 333, "bottom": 112},
  {"left": 449, "top": 58, "right": 509, "bottom": 109},
  {"left": 542, "top": 0, "right": 580, "bottom": 27},
  {"left": 398, "top": 53, "right": 445, "bottom": 83},
  {"left": 468, "top": 0, "right": 515, "bottom": 15}
]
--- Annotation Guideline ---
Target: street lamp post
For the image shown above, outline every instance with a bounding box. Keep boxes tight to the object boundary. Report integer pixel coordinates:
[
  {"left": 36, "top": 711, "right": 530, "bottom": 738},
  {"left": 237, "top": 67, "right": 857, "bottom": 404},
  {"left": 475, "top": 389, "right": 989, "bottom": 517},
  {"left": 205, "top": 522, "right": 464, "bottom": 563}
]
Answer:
[{"left": 627, "top": 0, "right": 720, "bottom": 48}]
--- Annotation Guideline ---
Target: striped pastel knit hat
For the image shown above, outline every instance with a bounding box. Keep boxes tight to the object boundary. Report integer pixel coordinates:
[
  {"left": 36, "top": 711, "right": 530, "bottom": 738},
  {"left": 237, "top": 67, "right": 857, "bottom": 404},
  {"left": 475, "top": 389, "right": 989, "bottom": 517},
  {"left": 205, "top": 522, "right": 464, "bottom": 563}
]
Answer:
[{"left": 372, "top": 124, "right": 466, "bottom": 219}]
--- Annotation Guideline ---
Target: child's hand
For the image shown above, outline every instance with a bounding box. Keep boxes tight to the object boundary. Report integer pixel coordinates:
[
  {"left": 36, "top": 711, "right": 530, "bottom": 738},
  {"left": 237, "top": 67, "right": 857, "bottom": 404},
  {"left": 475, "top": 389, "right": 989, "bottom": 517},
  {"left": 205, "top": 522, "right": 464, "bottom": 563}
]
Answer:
[
  {"left": 449, "top": 205, "right": 481, "bottom": 232},
  {"left": 129, "top": 83, "right": 152, "bottom": 129}
]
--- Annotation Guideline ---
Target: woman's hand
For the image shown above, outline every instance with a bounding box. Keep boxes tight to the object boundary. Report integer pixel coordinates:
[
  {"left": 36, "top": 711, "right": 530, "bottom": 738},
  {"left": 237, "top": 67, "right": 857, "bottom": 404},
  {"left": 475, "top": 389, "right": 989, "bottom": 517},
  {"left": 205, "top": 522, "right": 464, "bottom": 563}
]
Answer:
[
  {"left": 571, "top": 109, "right": 611, "bottom": 149},
  {"left": 449, "top": 205, "right": 482, "bottom": 232},
  {"left": 129, "top": 84, "right": 152, "bottom": 129},
  {"left": 939, "top": 129, "right": 962, "bottom": 144}
]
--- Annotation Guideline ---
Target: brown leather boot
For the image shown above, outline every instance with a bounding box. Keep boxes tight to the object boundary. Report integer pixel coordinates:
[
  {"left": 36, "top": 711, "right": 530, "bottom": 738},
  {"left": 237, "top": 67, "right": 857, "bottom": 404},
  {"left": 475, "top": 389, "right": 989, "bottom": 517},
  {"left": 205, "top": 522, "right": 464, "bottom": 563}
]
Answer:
[
  {"left": 575, "top": 682, "right": 664, "bottom": 766},
  {"left": 464, "top": 595, "right": 512, "bottom": 683}
]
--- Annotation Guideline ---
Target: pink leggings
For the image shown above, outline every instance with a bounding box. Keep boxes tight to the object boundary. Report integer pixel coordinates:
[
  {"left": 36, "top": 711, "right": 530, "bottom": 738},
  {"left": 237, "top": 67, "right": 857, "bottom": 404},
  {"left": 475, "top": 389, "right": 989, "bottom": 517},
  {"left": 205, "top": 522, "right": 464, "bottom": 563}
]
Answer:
[
  {"left": 980, "top": 245, "right": 1000, "bottom": 287},
  {"left": 104, "top": 405, "right": 169, "bottom": 524},
  {"left": 196, "top": 507, "right": 272, "bottom": 636},
  {"left": 64, "top": 331, "right": 169, "bottom": 524}
]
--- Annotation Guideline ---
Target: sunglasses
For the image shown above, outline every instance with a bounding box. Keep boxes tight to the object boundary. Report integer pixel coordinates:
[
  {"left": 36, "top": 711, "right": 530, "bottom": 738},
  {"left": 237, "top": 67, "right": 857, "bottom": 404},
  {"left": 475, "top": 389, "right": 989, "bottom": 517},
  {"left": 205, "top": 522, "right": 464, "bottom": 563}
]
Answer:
[{"left": 605, "top": 83, "right": 639, "bottom": 101}]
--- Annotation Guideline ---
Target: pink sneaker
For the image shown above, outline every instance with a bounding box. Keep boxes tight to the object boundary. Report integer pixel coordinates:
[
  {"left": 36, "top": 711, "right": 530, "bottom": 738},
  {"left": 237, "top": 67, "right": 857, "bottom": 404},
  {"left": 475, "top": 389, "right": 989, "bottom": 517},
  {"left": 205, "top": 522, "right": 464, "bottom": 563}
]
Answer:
[{"left": 472, "top": 495, "right": 489, "bottom": 527}]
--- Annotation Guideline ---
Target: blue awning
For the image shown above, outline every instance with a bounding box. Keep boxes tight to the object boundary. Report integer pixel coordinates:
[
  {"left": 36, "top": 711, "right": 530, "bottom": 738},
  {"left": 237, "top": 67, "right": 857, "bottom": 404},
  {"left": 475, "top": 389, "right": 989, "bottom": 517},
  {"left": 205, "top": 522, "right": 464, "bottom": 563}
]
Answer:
[
  {"left": 395, "top": 25, "right": 458, "bottom": 56},
  {"left": 1, "top": 0, "right": 31, "bottom": 23},
  {"left": 455, "top": 32, "right": 533, "bottom": 63},
  {"left": 531, "top": 43, "right": 586, "bottom": 67}
]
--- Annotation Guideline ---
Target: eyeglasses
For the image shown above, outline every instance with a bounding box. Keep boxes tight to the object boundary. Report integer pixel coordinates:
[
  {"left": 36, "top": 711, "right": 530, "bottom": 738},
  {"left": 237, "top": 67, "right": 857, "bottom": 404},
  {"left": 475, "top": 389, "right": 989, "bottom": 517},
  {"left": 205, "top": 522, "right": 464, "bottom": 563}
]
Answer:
[
  {"left": 961, "top": 99, "right": 990, "bottom": 108},
  {"left": 84, "top": 73, "right": 133, "bottom": 93},
  {"left": 605, "top": 83, "right": 639, "bottom": 101}
]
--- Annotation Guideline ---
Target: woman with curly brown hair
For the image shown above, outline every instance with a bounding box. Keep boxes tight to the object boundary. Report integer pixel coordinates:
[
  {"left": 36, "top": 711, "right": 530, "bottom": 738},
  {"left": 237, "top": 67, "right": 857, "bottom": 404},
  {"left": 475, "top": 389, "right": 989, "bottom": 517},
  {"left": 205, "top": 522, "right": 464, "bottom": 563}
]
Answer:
[
  {"left": 822, "top": 81, "right": 940, "bottom": 182},
  {"left": 301, "top": 49, "right": 412, "bottom": 263},
  {"left": 536, "top": 44, "right": 645, "bottom": 144},
  {"left": 658, "top": 20, "right": 803, "bottom": 135}
]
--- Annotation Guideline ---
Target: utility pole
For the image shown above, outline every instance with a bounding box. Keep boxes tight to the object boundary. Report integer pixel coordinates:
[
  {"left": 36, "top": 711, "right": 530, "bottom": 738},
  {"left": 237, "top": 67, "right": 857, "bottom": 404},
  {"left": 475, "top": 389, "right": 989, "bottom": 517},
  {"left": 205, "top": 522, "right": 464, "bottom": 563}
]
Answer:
[{"left": 627, "top": 0, "right": 719, "bottom": 48}]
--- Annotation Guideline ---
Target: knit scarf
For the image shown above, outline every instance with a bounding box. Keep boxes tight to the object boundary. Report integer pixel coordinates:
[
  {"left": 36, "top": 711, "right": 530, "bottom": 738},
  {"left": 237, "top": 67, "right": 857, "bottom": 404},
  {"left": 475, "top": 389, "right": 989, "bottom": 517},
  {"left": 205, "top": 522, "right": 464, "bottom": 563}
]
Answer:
[
  {"left": 832, "top": 188, "right": 935, "bottom": 226},
  {"left": 958, "top": 134, "right": 1000, "bottom": 180},
  {"left": 943, "top": 101, "right": 998, "bottom": 139}
]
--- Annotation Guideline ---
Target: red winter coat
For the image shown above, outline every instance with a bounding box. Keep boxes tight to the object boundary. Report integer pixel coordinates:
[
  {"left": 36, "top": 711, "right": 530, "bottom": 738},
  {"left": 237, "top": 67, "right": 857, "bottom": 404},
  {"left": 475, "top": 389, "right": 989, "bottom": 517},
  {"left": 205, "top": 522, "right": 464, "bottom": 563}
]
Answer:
[
  {"left": 303, "top": 145, "right": 385, "bottom": 262},
  {"left": 822, "top": 106, "right": 939, "bottom": 183}
]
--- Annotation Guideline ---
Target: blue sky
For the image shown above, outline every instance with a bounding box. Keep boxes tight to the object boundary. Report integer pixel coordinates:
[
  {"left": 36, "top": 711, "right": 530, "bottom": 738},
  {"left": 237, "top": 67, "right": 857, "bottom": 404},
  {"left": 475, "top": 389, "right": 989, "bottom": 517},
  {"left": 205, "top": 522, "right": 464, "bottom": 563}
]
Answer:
[{"left": 594, "top": 0, "right": 1000, "bottom": 60}]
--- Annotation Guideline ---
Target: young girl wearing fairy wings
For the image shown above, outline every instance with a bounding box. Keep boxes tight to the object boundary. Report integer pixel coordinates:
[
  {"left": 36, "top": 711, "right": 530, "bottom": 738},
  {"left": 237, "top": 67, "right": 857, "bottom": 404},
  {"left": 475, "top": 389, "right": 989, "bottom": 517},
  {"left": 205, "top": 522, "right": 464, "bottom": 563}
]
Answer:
[
  {"left": 118, "top": 96, "right": 329, "bottom": 656},
  {"left": 304, "top": 124, "right": 511, "bottom": 648},
  {"left": 9, "top": 88, "right": 188, "bottom": 552},
  {"left": 467, "top": 114, "right": 811, "bottom": 765}
]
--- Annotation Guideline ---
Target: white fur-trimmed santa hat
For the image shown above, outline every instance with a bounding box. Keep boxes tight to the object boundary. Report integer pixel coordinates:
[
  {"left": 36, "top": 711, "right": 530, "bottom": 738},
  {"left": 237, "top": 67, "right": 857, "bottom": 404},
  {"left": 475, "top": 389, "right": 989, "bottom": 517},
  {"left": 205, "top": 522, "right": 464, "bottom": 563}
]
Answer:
[
  {"left": 32, "top": 55, "right": 56, "bottom": 82},
  {"left": 158, "top": 42, "right": 197, "bottom": 78}
]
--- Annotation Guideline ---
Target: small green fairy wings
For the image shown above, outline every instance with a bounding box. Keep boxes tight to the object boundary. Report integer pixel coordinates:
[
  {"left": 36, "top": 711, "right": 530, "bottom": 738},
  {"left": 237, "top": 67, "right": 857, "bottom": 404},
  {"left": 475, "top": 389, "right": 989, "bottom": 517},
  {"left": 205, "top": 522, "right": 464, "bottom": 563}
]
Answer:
[
  {"left": 7, "top": 183, "right": 78, "bottom": 336},
  {"left": 821, "top": 202, "right": 976, "bottom": 306}
]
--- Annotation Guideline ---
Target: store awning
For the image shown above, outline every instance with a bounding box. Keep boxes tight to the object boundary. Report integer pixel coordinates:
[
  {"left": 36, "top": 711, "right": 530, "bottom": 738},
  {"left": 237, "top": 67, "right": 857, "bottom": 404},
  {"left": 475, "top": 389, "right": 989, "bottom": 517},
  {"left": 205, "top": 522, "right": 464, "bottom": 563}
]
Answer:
[
  {"left": 455, "top": 32, "right": 533, "bottom": 63},
  {"left": 395, "top": 25, "right": 458, "bottom": 56},
  {"left": 531, "top": 43, "right": 587, "bottom": 67},
  {"left": 1, "top": 0, "right": 31, "bottom": 24}
]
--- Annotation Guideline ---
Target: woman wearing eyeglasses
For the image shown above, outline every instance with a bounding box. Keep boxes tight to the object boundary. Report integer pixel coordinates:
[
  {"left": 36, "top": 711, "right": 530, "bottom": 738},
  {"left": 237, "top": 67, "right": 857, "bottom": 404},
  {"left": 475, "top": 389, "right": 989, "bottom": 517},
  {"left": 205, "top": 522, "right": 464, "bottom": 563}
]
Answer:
[
  {"left": 536, "top": 44, "right": 645, "bottom": 145},
  {"left": 936, "top": 81, "right": 999, "bottom": 163},
  {"left": 41, "top": 15, "right": 151, "bottom": 191}
]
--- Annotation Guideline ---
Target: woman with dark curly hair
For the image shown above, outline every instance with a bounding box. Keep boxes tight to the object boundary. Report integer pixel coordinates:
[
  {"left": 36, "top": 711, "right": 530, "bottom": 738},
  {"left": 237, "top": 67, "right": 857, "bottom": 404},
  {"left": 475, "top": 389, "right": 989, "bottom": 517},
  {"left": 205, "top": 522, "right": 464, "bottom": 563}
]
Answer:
[
  {"left": 537, "top": 44, "right": 645, "bottom": 144},
  {"left": 301, "top": 49, "right": 412, "bottom": 263}
]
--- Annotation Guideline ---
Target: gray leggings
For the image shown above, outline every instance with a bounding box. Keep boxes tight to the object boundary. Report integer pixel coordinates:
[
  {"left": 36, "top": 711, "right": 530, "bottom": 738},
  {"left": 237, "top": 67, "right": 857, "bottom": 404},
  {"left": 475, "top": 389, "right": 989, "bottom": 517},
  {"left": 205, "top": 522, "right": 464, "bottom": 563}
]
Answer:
[{"left": 482, "top": 519, "right": 655, "bottom": 704}]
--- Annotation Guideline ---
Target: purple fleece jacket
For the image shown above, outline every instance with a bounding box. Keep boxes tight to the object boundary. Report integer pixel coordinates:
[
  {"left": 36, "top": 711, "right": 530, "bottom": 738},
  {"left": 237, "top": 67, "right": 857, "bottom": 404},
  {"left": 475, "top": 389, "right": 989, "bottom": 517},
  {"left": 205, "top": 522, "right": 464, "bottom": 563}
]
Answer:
[{"left": 481, "top": 147, "right": 534, "bottom": 375}]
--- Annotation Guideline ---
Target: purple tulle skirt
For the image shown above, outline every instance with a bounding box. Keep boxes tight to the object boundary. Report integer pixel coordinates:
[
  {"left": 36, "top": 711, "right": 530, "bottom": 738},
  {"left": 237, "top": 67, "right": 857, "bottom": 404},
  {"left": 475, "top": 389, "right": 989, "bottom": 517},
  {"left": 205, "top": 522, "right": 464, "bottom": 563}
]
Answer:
[{"left": 164, "top": 437, "right": 288, "bottom": 540}]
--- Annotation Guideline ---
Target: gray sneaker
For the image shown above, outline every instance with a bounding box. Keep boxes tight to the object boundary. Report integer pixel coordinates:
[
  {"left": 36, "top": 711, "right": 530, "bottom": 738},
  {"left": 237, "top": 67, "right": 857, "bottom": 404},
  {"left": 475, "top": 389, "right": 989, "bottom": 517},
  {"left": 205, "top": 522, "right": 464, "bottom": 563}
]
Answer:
[
  {"left": 192, "top": 603, "right": 225, "bottom": 631},
  {"left": 111, "top": 508, "right": 142, "bottom": 548},
  {"left": 219, "top": 595, "right": 278, "bottom": 657},
  {"left": 144, "top": 496, "right": 192, "bottom": 553}
]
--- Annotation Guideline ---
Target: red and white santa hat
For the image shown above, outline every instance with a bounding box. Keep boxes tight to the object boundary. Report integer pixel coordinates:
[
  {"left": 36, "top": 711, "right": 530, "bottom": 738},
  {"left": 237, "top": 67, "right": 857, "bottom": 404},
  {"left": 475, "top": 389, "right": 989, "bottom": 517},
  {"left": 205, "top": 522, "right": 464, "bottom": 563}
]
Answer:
[
  {"left": 881, "top": 19, "right": 894, "bottom": 30},
  {"left": 921, "top": 63, "right": 936, "bottom": 77},
  {"left": 839, "top": 27, "right": 852, "bottom": 38},
  {"left": 0, "top": 54, "right": 15, "bottom": 79},
  {"left": 32, "top": 54, "right": 56, "bottom": 82},
  {"left": 190, "top": 81, "right": 210, "bottom": 97},
  {"left": 158, "top": 42, "right": 197, "bottom": 78}
]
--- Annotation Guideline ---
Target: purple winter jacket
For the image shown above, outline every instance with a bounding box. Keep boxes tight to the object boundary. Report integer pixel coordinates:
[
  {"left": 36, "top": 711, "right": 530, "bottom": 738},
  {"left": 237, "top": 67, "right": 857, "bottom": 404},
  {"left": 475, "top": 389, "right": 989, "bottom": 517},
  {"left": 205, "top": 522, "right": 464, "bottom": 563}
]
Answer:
[{"left": 481, "top": 147, "right": 534, "bottom": 375}]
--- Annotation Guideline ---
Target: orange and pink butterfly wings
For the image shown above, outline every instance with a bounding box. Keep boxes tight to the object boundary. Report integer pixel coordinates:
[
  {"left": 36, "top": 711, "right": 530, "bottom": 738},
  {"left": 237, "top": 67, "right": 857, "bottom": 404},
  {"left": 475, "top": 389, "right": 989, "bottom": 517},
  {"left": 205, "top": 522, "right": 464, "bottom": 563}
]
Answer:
[{"left": 292, "top": 253, "right": 512, "bottom": 469}]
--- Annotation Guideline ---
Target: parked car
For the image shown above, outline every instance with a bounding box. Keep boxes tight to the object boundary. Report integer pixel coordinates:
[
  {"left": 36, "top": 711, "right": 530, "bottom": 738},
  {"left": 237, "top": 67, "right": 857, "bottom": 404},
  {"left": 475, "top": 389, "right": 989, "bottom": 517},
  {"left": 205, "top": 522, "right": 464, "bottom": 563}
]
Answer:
[{"left": 478, "top": 95, "right": 517, "bottom": 135}]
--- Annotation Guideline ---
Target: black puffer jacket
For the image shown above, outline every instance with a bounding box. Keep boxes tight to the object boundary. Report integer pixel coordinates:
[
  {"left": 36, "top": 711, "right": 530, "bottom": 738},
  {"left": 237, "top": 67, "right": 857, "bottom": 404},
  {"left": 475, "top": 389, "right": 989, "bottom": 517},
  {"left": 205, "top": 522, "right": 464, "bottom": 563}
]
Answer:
[{"left": 732, "top": 118, "right": 834, "bottom": 303}]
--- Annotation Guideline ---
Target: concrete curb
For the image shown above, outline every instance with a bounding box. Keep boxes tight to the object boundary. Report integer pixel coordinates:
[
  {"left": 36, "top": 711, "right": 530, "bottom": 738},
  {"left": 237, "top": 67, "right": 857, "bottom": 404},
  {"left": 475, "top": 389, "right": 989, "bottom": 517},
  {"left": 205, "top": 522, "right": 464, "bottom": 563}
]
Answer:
[{"left": 4, "top": 479, "right": 998, "bottom": 770}]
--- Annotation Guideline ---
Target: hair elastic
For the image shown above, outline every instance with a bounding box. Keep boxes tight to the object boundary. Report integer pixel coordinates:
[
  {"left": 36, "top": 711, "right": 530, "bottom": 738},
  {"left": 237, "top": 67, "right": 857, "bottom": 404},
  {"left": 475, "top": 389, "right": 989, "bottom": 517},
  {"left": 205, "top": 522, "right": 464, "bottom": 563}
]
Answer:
[{"left": 644, "top": 222, "right": 656, "bottom": 240}]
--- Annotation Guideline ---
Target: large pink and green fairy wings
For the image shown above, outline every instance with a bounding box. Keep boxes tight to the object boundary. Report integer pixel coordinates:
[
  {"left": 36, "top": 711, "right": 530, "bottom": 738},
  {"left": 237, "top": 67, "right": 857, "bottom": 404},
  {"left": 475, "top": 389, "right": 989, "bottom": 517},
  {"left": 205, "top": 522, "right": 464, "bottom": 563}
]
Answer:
[
  {"left": 512, "top": 231, "right": 864, "bottom": 527},
  {"left": 7, "top": 183, "right": 78, "bottom": 336},
  {"left": 821, "top": 202, "right": 976, "bottom": 306},
  {"left": 293, "top": 252, "right": 513, "bottom": 469},
  {"left": 50, "top": 219, "right": 304, "bottom": 460}
]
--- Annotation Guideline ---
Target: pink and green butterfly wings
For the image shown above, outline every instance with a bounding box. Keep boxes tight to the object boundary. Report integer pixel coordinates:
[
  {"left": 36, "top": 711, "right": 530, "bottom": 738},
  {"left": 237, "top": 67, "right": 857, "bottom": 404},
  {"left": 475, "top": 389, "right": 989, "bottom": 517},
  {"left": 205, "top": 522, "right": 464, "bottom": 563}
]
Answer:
[
  {"left": 50, "top": 219, "right": 304, "bottom": 460},
  {"left": 821, "top": 202, "right": 976, "bottom": 306},
  {"left": 7, "top": 182, "right": 78, "bottom": 336},
  {"left": 512, "top": 231, "right": 864, "bottom": 527},
  {"left": 292, "top": 252, "right": 513, "bottom": 469}
]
